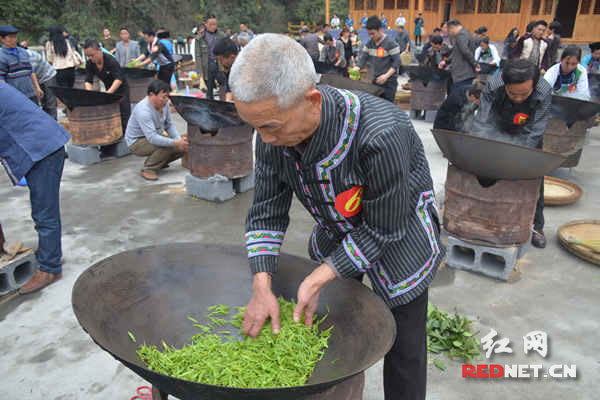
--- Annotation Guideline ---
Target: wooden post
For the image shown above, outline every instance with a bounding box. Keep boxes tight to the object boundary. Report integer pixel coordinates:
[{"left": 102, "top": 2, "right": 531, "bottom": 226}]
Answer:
[{"left": 326, "top": 0, "right": 330, "bottom": 25}]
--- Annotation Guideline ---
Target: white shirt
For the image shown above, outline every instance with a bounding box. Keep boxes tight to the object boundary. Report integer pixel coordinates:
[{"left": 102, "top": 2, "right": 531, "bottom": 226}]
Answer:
[
  {"left": 474, "top": 45, "right": 501, "bottom": 65},
  {"left": 544, "top": 63, "right": 591, "bottom": 101},
  {"left": 395, "top": 17, "right": 406, "bottom": 27},
  {"left": 331, "top": 17, "right": 340, "bottom": 28}
]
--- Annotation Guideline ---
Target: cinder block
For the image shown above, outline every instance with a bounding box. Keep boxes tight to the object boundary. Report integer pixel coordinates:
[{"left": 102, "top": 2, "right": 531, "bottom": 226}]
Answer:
[
  {"left": 445, "top": 234, "right": 530, "bottom": 282},
  {"left": 0, "top": 251, "right": 38, "bottom": 295},
  {"left": 66, "top": 143, "right": 101, "bottom": 165},
  {"left": 102, "top": 140, "right": 131, "bottom": 158},
  {"left": 233, "top": 173, "right": 255, "bottom": 193},
  {"left": 424, "top": 110, "right": 438, "bottom": 123},
  {"left": 185, "top": 173, "right": 235, "bottom": 203}
]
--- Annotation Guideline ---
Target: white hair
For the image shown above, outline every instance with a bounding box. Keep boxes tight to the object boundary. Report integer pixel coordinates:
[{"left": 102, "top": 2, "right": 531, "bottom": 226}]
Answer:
[{"left": 229, "top": 33, "right": 318, "bottom": 109}]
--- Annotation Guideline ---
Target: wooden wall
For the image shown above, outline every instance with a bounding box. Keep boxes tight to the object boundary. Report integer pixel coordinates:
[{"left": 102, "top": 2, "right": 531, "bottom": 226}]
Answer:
[{"left": 350, "top": 0, "right": 600, "bottom": 43}]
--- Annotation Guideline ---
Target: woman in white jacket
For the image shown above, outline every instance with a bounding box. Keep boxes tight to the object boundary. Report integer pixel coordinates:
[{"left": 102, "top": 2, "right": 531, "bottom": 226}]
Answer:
[{"left": 544, "top": 46, "right": 590, "bottom": 101}]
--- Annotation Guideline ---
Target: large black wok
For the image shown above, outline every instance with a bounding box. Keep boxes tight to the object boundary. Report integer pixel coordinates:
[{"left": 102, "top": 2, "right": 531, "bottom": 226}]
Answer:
[
  {"left": 550, "top": 94, "right": 600, "bottom": 126},
  {"left": 318, "top": 74, "right": 385, "bottom": 97},
  {"left": 52, "top": 86, "right": 122, "bottom": 109},
  {"left": 432, "top": 129, "right": 566, "bottom": 180},
  {"left": 123, "top": 67, "right": 157, "bottom": 80},
  {"left": 170, "top": 95, "right": 245, "bottom": 134},
  {"left": 72, "top": 243, "right": 396, "bottom": 400}
]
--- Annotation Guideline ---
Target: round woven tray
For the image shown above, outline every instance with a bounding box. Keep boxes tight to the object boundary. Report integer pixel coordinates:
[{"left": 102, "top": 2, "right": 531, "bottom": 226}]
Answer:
[
  {"left": 557, "top": 220, "right": 600, "bottom": 266},
  {"left": 544, "top": 176, "right": 583, "bottom": 206}
]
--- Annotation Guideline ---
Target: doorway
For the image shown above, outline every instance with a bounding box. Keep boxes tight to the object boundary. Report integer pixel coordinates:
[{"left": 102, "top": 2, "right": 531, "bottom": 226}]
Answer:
[
  {"left": 554, "top": 0, "right": 579, "bottom": 38},
  {"left": 444, "top": 2, "right": 452, "bottom": 22}
]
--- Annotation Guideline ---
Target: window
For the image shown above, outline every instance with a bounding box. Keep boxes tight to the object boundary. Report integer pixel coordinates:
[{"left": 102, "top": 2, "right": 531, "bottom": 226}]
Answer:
[
  {"left": 355, "top": 0, "right": 364, "bottom": 10},
  {"left": 479, "top": 0, "right": 498, "bottom": 13},
  {"left": 500, "top": 0, "right": 521, "bottom": 13},
  {"left": 457, "top": 0, "right": 476, "bottom": 13},
  {"left": 384, "top": 0, "right": 395, "bottom": 8},
  {"left": 581, "top": 0, "right": 592, "bottom": 14},
  {"left": 415, "top": 0, "right": 420, "bottom": 10},
  {"left": 544, "top": 0, "right": 553, "bottom": 14},
  {"left": 531, "top": 0, "right": 541, "bottom": 14},
  {"left": 397, "top": 0, "right": 409, "bottom": 8},
  {"left": 594, "top": 0, "right": 600, "bottom": 14},
  {"left": 366, "top": 0, "right": 377, "bottom": 9}
]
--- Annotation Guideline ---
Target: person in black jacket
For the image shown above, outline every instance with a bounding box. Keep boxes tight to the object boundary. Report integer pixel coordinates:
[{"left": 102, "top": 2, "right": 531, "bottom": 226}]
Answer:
[{"left": 434, "top": 80, "right": 483, "bottom": 132}]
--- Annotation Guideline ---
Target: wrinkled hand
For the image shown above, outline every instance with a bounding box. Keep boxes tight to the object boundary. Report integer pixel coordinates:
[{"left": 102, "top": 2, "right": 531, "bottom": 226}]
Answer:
[
  {"left": 174, "top": 136, "right": 189, "bottom": 152},
  {"left": 375, "top": 74, "right": 389, "bottom": 85},
  {"left": 242, "top": 272, "right": 280, "bottom": 338},
  {"left": 293, "top": 263, "right": 336, "bottom": 326}
]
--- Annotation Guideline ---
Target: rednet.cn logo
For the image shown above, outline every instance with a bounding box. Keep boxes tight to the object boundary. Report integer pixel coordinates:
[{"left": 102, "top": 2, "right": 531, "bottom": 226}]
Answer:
[{"left": 462, "top": 329, "right": 577, "bottom": 379}]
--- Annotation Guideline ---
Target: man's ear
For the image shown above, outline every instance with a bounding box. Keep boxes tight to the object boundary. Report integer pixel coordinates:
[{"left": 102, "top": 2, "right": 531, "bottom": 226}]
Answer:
[{"left": 305, "top": 88, "right": 322, "bottom": 112}]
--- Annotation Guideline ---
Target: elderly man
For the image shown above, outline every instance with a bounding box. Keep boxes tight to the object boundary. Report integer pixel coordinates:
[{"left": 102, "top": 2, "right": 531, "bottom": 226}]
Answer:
[
  {"left": 125, "top": 80, "right": 188, "bottom": 181},
  {"left": 84, "top": 39, "right": 131, "bottom": 134},
  {"left": 230, "top": 34, "right": 444, "bottom": 400},
  {"left": 472, "top": 59, "right": 552, "bottom": 248},
  {"left": 357, "top": 16, "right": 401, "bottom": 102},
  {"left": 0, "top": 82, "right": 70, "bottom": 293},
  {"left": 0, "top": 25, "right": 41, "bottom": 103}
]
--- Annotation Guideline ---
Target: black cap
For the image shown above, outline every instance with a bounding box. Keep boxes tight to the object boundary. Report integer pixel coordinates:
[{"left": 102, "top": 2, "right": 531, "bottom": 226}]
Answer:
[
  {"left": 0, "top": 25, "right": 18, "bottom": 36},
  {"left": 589, "top": 42, "right": 600, "bottom": 52}
]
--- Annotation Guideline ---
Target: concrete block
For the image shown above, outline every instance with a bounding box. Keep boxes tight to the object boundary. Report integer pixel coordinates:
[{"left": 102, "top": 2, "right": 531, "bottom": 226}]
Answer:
[
  {"left": 424, "top": 110, "right": 438, "bottom": 123},
  {"left": 445, "top": 234, "right": 530, "bottom": 282},
  {"left": 0, "top": 251, "right": 38, "bottom": 295},
  {"left": 185, "top": 174, "right": 235, "bottom": 203},
  {"left": 233, "top": 173, "right": 255, "bottom": 193},
  {"left": 548, "top": 167, "right": 572, "bottom": 180},
  {"left": 66, "top": 143, "right": 101, "bottom": 165},
  {"left": 102, "top": 140, "right": 131, "bottom": 158}
]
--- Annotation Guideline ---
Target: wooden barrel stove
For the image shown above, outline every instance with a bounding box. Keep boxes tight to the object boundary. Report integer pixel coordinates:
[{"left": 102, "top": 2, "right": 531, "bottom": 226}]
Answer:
[
  {"left": 409, "top": 78, "right": 447, "bottom": 111},
  {"left": 124, "top": 68, "right": 156, "bottom": 103}
]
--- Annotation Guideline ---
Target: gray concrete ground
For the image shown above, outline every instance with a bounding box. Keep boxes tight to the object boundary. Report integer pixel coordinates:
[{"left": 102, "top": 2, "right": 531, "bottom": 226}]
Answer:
[{"left": 1, "top": 108, "right": 598, "bottom": 400}]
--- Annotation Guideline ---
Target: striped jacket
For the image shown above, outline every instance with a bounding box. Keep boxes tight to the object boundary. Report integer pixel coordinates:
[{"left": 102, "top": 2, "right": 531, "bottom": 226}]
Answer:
[
  {"left": 245, "top": 86, "right": 445, "bottom": 308},
  {"left": 0, "top": 46, "right": 35, "bottom": 98}
]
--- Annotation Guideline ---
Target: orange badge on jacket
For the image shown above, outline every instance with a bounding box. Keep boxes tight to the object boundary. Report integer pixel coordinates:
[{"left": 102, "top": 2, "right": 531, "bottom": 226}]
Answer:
[
  {"left": 513, "top": 113, "right": 530, "bottom": 125},
  {"left": 377, "top": 47, "right": 385, "bottom": 58},
  {"left": 335, "top": 186, "right": 364, "bottom": 218}
]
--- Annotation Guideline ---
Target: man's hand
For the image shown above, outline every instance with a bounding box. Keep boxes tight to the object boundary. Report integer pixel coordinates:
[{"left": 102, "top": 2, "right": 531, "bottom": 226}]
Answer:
[
  {"left": 242, "top": 272, "right": 281, "bottom": 338},
  {"left": 35, "top": 86, "right": 44, "bottom": 100},
  {"left": 174, "top": 136, "right": 189, "bottom": 152},
  {"left": 438, "top": 60, "right": 446, "bottom": 69},
  {"left": 375, "top": 73, "right": 389, "bottom": 85},
  {"left": 293, "top": 263, "right": 336, "bottom": 326},
  {"left": 475, "top": 64, "right": 481, "bottom": 73}
]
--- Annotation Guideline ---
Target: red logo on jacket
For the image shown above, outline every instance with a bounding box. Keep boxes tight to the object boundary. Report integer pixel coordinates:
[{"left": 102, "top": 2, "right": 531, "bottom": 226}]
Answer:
[
  {"left": 513, "top": 113, "right": 530, "bottom": 125},
  {"left": 335, "top": 186, "right": 364, "bottom": 218}
]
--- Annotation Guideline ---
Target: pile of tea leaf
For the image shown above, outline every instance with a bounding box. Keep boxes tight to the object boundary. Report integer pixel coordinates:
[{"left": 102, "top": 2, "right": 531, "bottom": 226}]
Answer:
[{"left": 128, "top": 297, "right": 333, "bottom": 388}]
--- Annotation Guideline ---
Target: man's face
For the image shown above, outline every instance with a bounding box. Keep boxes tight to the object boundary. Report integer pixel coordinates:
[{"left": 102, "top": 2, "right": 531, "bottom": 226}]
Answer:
[
  {"left": 448, "top": 25, "right": 460, "bottom": 37},
  {"left": 367, "top": 28, "right": 383, "bottom": 42},
  {"left": 103, "top": 29, "right": 110, "bottom": 38},
  {"left": 325, "top": 39, "right": 334, "bottom": 48},
  {"left": 206, "top": 18, "right": 217, "bottom": 33},
  {"left": 505, "top": 80, "right": 534, "bottom": 104},
  {"left": 217, "top": 54, "right": 236, "bottom": 68},
  {"left": 149, "top": 91, "right": 170, "bottom": 109},
  {"left": 120, "top": 30, "right": 130, "bottom": 41},
  {"left": 240, "top": 24, "right": 247, "bottom": 32},
  {"left": 143, "top": 34, "right": 154, "bottom": 44},
  {"left": 532, "top": 24, "right": 545, "bottom": 39},
  {"left": 84, "top": 48, "right": 103, "bottom": 64},
  {"left": 593, "top": 49, "right": 600, "bottom": 60},
  {"left": 234, "top": 89, "right": 322, "bottom": 147},
  {"left": 481, "top": 42, "right": 489, "bottom": 51},
  {"left": 63, "top": 31, "right": 69, "bottom": 38},
  {"left": 397, "top": 27, "right": 404, "bottom": 33},
  {"left": 323, "top": 26, "right": 330, "bottom": 33},
  {"left": 0, "top": 34, "right": 18, "bottom": 48}
]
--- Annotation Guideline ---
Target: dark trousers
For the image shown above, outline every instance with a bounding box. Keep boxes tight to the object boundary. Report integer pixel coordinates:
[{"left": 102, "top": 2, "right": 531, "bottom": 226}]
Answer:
[
  {"left": 375, "top": 75, "right": 399, "bottom": 103},
  {"left": 205, "top": 59, "right": 219, "bottom": 100},
  {"left": 118, "top": 87, "right": 132, "bottom": 134},
  {"left": 534, "top": 180, "right": 545, "bottom": 231},
  {"left": 56, "top": 67, "right": 75, "bottom": 88},
  {"left": 451, "top": 78, "right": 474, "bottom": 96},
  {"left": 25, "top": 147, "right": 66, "bottom": 275},
  {"left": 415, "top": 35, "right": 422, "bottom": 46},
  {"left": 40, "top": 77, "right": 58, "bottom": 120},
  {"left": 384, "top": 288, "right": 428, "bottom": 400},
  {"left": 157, "top": 63, "right": 175, "bottom": 86}
]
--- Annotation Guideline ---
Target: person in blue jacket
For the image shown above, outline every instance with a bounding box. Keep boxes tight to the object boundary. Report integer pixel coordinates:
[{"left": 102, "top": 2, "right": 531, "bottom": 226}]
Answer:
[{"left": 0, "top": 81, "right": 70, "bottom": 294}]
